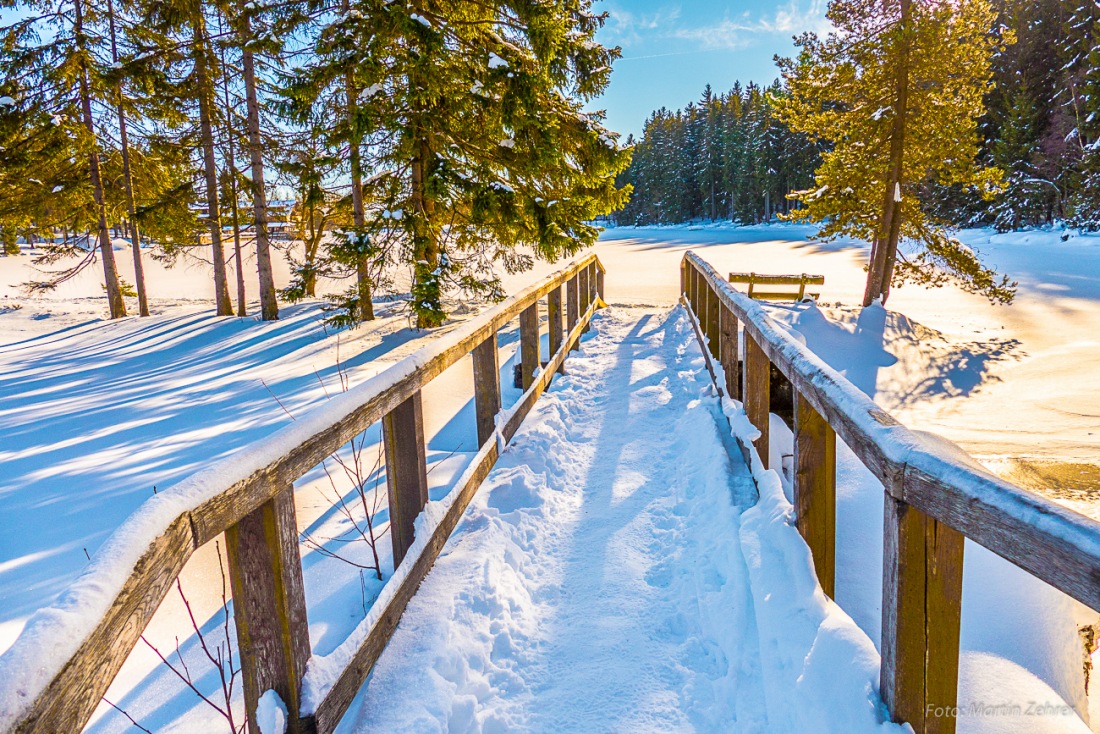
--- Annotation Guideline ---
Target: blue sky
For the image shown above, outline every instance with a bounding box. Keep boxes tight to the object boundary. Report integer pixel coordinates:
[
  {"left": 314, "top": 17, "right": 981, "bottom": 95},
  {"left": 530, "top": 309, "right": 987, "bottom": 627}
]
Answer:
[{"left": 592, "top": 0, "right": 831, "bottom": 138}]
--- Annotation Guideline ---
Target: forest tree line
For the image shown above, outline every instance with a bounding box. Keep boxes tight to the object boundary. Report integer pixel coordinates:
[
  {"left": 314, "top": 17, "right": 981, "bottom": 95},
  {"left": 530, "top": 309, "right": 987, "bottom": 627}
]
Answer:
[
  {"left": 0, "top": 0, "right": 630, "bottom": 326},
  {"left": 614, "top": 0, "right": 1100, "bottom": 236},
  {"left": 613, "top": 81, "right": 819, "bottom": 227}
]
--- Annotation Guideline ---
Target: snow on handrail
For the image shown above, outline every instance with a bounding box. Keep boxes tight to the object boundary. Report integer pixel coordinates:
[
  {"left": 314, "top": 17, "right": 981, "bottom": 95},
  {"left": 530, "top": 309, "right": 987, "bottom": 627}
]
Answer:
[{"left": 684, "top": 250, "right": 1100, "bottom": 612}]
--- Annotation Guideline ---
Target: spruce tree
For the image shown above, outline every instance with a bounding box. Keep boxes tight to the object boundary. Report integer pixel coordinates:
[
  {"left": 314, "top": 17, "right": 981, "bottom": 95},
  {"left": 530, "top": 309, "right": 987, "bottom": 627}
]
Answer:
[
  {"left": 778, "top": 0, "right": 1015, "bottom": 305},
  {"left": 0, "top": 0, "right": 128, "bottom": 316},
  {"left": 291, "top": 0, "right": 630, "bottom": 329},
  {"left": 106, "top": 0, "right": 150, "bottom": 315}
]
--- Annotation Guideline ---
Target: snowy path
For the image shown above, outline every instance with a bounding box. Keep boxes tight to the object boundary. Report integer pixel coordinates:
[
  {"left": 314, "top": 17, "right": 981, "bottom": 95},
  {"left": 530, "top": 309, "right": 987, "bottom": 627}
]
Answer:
[{"left": 335, "top": 307, "right": 900, "bottom": 733}]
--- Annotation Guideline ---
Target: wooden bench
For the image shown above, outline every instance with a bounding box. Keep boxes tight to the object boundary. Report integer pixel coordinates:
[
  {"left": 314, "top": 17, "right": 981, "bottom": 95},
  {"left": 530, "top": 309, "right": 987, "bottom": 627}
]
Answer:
[{"left": 728, "top": 271, "right": 824, "bottom": 301}]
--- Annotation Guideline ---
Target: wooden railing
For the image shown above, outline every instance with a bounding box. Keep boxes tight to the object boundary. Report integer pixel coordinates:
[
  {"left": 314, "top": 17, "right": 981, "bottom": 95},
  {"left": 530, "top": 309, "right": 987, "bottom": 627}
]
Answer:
[
  {"left": 1, "top": 254, "right": 607, "bottom": 734},
  {"left": 681, "top": 251, "right": 1100, "bottom": 734}
]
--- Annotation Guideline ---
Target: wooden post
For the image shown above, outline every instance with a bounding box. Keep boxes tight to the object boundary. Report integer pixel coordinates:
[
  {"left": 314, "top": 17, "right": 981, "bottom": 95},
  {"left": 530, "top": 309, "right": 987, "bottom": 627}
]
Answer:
[
  {"left": 720, "top": 303, "right": 739, "bottom": 399},
  {"left": 519, "top": 302, "right": 540, "bottom": 390},
  {"left": 680, "top": 260, "right": 688, "bottom": 298},
  {"left": 595, "top": 265, "right": 605, "bottom": 304},
  {"left": 744, "top": 332, "right": 770, "bottom": 468},
  {"left": 567, "top": 274, "right": 580, "bottom": 350},
  {"left": 225, "top": 485, "right": 310, "bottom": 734},
  {"left": 794, "top": 392, "right": 836, "bottom": 596},
  {"left": 689, "top": 266, "right": 700, "bottom": 315},
  {"left": 548, "top": 285, "right": 564, "bottom": 373},
  {"left": 472, "top": 335, "right": 501, "bottom": 445},
  {"left": 383, "top": 391, "right": 429, "bottom": 566},
  {"left": 579, "top": 266, "right": 590, "bottom": 332},
  {"left": 881, "top": 494, "right": 965, "bottom": 734},
  {"left": 705, "top": 281, "right": 720, "bottom": 360}
]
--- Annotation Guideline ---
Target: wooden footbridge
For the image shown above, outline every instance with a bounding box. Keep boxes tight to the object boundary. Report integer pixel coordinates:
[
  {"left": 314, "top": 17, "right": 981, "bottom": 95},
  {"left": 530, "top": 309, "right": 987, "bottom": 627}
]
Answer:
[{"left": 3, "top": 253, "right": 1100, "bottom": 734}]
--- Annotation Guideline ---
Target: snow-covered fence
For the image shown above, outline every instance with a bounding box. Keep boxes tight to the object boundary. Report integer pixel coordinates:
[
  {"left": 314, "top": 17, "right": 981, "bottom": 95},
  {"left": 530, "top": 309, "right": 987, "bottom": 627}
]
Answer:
[
  {"left": 681, "top": 251, "right": 1100, "bottom": 734},
  {"left": 0, "top": 255, "right": 607, "bottom": 734}
]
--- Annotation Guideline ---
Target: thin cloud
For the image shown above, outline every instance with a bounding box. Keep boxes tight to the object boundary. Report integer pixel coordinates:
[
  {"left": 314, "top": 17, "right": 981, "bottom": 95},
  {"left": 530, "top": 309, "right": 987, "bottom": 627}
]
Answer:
[
  {"left": 605, "top": 1, "right": 831, "bottom": 52},
  {"left": 601, "top": 4, "right": 684, "bottom": 47}
]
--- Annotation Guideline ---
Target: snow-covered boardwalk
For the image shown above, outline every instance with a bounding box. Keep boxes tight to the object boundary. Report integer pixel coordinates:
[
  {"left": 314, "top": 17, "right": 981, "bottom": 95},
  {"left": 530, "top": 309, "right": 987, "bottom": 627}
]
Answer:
[{"left": 338, "top": 308, "right": 898, "bottom": 733}]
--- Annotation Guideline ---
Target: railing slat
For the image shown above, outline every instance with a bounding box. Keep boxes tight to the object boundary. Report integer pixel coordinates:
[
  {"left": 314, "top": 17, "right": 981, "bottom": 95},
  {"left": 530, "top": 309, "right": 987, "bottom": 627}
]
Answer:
[
  {"left": 744, "top": 332, "right": 771, "bottom": 468},
  {"left": 567, "top": 273, "right": 580, "bottom": 351},
  {"left": 472, "top": 335, "right": 501, "bottom": 446},
  {"left": 383, "top": 391, "right": 429, "bottom": 566},
  {"left": 519, "top": 302, "right": 540, "bottom": 390},
  {"left": 549, "top": 286, "right": 564, "bottom": 375},
  {"left": 705, "top": 280, "right": 720, "bottom": 360},
  {"left": 881, "top": 494, "right": 964, "bottom": 734},
  {"left": 226, "top": 484, "right": 311, "bottom": 733},
  {"left": 793, "top": 392, "right": 836, "bottom": 597},
  {"left": 579, "top": 266, "right": 591, "bottom": 333},
  {"left": 719, "top": 303, "right": 739, "bottom": 400}
]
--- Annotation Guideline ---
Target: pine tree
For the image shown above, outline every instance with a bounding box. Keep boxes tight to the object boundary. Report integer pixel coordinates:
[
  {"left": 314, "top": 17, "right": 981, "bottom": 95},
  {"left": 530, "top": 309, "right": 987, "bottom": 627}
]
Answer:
[
  {"left": 778, "top": 0, "right": 1015, "bottom": 305},
  {"left": 290, "top": 0, "right": 629, "bottom": 329},
  {"left": 226, "top": 0, "right": 279, "bottom": 320},
  {"left": 105, "top": 0, "right": 150, "bottom": 315},
  {"left": 0, "top": 0, "right": 129, "bottom": 316},
  {"left": 142, "top": 0, "right": 235, "bottom": 315}
]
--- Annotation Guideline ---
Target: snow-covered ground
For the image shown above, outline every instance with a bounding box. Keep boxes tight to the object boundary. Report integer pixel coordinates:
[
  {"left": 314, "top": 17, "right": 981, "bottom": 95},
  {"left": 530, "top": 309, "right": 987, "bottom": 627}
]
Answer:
[
  {"left": 1, "top": 222, "right": 1098, "bottom": 731},
  {"left": 336, "top": 307, "right": 901, "bottom": 733}
]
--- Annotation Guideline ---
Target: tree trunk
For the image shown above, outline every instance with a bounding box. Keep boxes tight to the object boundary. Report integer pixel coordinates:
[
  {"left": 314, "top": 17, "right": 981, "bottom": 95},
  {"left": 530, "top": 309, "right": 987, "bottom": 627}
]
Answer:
[
  {"left": 304, "top": 201, "right": 317, "bottom": 297},
  {"left": 218, "top": 15, "right": 248, "bottom": 317},
  {"left": 107, "top": 0, "right": 149, "bottom": 316},
  {"left": 410, "top": 127, "right": 442, "bottom": 329},
  {"left": 863, "top": 0, "right": 912, "bottom": 307},
  {"left": 192, "top": 5, "right": 234, "bottom": 316},
  {"left": 239, "top": 13, "right": 277, "bottom": 321},
  {"left": 75, "top": 0, "right": 126, "bottom": 319},
  {"left": 343, "top": 0, "right": 374, "bottom": 323}
]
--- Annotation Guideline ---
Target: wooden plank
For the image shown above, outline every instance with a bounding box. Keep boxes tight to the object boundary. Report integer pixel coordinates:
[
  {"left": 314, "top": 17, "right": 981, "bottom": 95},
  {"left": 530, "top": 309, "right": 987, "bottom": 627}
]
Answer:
[
  {"left": 705, "top": 280, "right": 720, "bottom": 360},
  {"left": 690, "top": 265, "right": 700, "bottom": 315},
  {"left": 519, "top": 302, "right": 540, "bottom": 390},
  {"left": 744, "top": 332, "right": 771, "bottom": 469},
  {"left": 903, "top": 463, "right": 1100, "bottom": 612},
  {"left": 382, "top": 391, "right": 429, "bottom": 566},
  {"left": 579, "top": 266, "right": 591, "bottom": 333},
  {"left": 10, "top": 516, "right": 194, "bottom": 734},
  {"left": 794, "top": 392, "right": 836, "bottom": 597},
  {"left": 729, "top": 272, "right": 825, "bottom": 285},
  {"left": 472, "top": 335, "right": 501, "bottom": 446},
  {"left": 881, "top": 494, "right": 964, "bottom": 734},
  {"left": 548, "top": 286, "right": 564, "bottom": 374},
  {"left": 225, "top": 484, "right": 311, "bottom": 733},
  {"left": 567, "top": 274, "right": 580, "bottom": 351},
  {"left": 740, "top": 290, "right": 821, "bottom": 302},
  {"left": 719, "top": 303, "right": 739, "bottom": 400}
]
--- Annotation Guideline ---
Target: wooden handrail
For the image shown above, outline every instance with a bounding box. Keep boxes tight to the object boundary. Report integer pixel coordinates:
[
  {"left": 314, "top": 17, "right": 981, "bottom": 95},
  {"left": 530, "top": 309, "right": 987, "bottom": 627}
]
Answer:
[
  {"left": 681, "top": 251, "right": 1100, "bottom": 734},
  {"left": 0, "top": 253, "right": 607, "bottom": 734}
]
